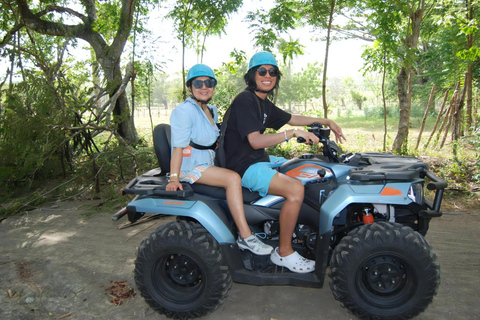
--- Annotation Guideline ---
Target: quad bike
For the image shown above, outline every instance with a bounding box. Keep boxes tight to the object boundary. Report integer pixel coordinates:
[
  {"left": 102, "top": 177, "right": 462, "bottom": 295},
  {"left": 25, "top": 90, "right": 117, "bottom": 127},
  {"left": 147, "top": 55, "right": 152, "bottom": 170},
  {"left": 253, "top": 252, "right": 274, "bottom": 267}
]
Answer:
[{"left": 112, "top": 123, "right": 447, "bottom": 320}]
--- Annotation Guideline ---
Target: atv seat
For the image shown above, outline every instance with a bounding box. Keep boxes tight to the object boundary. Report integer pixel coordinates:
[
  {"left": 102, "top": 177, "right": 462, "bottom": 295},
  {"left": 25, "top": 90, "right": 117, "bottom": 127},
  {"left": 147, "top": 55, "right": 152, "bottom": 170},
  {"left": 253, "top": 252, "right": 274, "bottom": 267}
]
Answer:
[{"left": 153, "top": 124, "right": 261, "bottom": 203}]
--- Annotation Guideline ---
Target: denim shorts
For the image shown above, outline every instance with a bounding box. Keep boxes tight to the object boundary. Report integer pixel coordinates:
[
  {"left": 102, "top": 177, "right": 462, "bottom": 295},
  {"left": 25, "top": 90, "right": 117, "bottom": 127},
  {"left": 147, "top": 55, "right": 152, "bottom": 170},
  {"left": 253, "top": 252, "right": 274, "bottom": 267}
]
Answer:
[
  {"left": 241, "top": 156, "right": 287, "bottom": 197},
  {"left": 180, "top": 164, "right": 213, "bottom": 184}
]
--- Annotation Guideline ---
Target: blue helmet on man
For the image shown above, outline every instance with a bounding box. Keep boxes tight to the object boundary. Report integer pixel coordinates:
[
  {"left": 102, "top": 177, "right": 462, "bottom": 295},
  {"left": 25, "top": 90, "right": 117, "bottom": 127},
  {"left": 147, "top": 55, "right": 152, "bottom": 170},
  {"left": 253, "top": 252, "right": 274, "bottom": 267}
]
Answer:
[{"left": 248, "top": 51, "right": 278, "bottom": 70}]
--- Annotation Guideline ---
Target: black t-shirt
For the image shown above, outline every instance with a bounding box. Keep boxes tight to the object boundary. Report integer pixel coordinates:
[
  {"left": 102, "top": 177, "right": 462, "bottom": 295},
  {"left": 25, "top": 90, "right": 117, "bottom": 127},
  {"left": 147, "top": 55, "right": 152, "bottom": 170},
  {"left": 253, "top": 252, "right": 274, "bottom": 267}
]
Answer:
[{"left": 224, "top": 88, "right": 291, "bottom": 177}]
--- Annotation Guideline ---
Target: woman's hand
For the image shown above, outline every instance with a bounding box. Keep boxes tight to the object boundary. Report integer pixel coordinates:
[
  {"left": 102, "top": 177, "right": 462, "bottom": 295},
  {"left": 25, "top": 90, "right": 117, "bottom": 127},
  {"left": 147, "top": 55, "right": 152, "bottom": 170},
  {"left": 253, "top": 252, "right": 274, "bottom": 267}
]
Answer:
[{"left": 166, "top": 180, "right": 183, "bottom": 191}]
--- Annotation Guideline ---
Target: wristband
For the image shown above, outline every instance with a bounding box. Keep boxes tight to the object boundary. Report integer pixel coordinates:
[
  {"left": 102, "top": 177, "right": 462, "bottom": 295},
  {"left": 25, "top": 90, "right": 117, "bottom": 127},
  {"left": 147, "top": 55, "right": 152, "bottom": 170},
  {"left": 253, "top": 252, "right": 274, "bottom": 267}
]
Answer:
[
  {"left": 168, "top": 173, "right": 179, "bottom": 183},
  {"left": 284, "top": 130, "right": 289, "bottom": 142}
]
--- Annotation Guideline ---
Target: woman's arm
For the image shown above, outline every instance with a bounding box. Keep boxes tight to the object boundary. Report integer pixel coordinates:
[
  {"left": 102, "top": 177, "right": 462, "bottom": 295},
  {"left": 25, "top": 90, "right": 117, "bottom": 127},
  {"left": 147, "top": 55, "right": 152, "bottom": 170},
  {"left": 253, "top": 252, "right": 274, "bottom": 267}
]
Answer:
[{"left": 166, "top": 147, "right": 184, "bottom": 191}]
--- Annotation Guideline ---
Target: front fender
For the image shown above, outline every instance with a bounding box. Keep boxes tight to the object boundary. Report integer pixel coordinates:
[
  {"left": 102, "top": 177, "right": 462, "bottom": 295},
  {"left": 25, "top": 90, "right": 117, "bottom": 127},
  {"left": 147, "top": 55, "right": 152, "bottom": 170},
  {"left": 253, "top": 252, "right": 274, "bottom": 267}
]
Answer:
[
  {"left": 126, "top": 197, "right": 236, "bottom": 244},
  {"left": 319, "top": 183, "right": 412, "bottom": 234}
]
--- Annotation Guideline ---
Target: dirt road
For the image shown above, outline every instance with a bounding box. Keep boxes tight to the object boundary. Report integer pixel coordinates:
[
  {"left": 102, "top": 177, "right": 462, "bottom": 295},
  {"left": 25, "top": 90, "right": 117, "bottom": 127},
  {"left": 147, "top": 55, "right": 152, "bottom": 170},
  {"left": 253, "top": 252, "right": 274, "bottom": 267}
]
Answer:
[{"left": 1, "top": 200, "right": 479, "bottom": 320}]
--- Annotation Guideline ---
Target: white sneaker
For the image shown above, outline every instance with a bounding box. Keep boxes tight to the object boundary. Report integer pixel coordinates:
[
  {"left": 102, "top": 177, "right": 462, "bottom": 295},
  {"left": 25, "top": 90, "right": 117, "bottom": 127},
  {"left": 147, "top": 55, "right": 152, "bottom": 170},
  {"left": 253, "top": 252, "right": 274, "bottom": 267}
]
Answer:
[{"left": 237, "top": 234, "right": 273, "bottom": 255}]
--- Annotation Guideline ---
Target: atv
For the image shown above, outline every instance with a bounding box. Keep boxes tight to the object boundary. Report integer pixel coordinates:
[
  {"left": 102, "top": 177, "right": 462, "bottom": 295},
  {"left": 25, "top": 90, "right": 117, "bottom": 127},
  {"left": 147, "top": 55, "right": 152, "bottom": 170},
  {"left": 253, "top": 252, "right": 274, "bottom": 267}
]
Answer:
[{"left": 113, "top": 123, "right": 447, "bottom": 320}]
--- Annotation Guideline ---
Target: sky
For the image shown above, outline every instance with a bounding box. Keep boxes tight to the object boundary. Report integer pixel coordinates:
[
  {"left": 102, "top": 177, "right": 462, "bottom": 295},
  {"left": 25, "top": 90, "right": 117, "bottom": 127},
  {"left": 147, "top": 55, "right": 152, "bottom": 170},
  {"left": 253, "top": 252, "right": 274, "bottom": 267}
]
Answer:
[
  {"left": 0, "top": 1, "right": 372, "bottom": 82},
  {"left": 153, "top": 2, "right": 371, "bottom": 80}
]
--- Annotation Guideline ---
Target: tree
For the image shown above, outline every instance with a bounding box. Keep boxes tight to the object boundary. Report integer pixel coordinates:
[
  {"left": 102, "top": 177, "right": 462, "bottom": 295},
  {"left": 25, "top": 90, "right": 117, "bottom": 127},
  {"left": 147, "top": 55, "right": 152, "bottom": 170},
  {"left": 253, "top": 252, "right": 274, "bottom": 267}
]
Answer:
[
  {"left": 344, "top": 0, "right": 433, "bottom": 153},
  {"left": 167, "top": 0, "right": 241, "bottom": 100},
  {"left": 276, "top": 62, "right": 323, "bottom": 112},
  {"left": 295, "top": 62, "right": 323, "bottom": 112},
  {"left": 0, "top": 0, "right": 147, "bottom": 144},
  {"left": 302, "top": 0, "right": 340, "bottom": 118}
]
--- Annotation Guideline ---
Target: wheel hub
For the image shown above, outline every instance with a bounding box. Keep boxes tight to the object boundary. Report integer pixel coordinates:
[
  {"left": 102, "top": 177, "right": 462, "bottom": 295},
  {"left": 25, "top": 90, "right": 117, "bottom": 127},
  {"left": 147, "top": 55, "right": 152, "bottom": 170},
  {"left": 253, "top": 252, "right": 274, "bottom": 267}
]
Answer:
[
  {"left": 362, "top": 256, "right": 407, "bottom": 295},
  {"left": 166, "top": 254, "right": 201, "bottom": 287}
]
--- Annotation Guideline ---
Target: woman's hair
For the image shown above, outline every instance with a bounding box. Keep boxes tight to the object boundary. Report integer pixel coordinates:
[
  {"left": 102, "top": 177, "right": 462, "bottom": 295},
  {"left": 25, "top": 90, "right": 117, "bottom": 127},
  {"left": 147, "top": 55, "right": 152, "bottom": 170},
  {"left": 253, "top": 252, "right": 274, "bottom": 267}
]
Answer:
[{"left": 244, "top": 66, "right": 282, "bottom": 98}]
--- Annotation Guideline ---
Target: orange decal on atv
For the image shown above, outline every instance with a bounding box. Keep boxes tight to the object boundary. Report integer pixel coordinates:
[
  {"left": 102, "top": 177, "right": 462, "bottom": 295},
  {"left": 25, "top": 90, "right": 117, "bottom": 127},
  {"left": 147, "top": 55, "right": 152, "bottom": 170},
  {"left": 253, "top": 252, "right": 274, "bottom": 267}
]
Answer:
[
  {"left": 286, "top": 164, "right": 323, "bottom": 179},
  {"left": 183, "top": 146, "right": 192, "bottom": 157},
  {"left": 163, "top": 201, "right": 185, "bottom": 206},
  {"left": 381, "top": 187, "right": 403, "bottom": 196}
]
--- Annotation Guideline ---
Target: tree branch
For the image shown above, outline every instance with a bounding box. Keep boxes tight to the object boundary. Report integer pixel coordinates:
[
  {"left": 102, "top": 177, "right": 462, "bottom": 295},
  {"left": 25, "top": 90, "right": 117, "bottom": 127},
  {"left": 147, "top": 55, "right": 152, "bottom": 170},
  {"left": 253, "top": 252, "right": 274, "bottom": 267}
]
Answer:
[{"left": 110, "top": 0, "right": 136, "bottom": 58}]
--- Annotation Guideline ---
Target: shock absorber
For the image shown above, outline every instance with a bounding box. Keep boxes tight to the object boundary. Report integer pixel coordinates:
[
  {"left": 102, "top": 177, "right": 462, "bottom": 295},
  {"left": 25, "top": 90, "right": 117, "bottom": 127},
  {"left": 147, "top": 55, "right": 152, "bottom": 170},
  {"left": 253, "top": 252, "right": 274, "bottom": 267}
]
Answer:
[{"left": 362, "top": 208, "right": 374, "bottom": 224}]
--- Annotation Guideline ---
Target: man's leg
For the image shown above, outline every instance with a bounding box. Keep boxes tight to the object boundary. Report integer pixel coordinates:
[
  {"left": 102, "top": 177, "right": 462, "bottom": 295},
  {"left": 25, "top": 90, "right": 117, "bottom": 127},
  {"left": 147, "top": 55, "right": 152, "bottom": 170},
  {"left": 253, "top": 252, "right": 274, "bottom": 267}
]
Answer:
[{"left": 267, "top": 173, "right": 304, "bottom": 257}]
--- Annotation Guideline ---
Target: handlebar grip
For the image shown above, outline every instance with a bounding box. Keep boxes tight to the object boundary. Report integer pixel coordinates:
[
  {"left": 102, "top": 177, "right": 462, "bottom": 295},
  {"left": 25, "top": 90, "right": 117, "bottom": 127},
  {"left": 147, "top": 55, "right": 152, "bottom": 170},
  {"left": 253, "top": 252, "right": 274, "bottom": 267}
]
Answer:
[{"left": 297, "top": 137, "right": 306, "bottom": 143}]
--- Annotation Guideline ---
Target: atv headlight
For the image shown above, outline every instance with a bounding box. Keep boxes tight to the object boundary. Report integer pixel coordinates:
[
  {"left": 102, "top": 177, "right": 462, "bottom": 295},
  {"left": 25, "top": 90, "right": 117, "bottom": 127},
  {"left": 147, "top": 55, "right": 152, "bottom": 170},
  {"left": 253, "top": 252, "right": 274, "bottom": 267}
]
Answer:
[{"left": 408, "top": 183, "right": 424, "bottom": 204}]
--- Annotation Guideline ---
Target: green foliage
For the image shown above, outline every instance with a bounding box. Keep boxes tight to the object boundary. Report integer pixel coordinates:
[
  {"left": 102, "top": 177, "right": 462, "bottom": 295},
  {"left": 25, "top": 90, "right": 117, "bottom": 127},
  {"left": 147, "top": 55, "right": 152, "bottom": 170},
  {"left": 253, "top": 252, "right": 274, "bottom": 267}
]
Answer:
[
  {"left": 363, "top": 104, "right": 398, "bottom": 118},
  {"left": 211, "top": 59, "right": 248, "bottom": 118},
  {"left": 350, "top": 90, "right": 367, "bottom": 110},
  {"left": 276, "top": 62, "right": 323, "bottom": 111},
  {"left": 167, "top": 0, "right": 242, "bottom": 58},
  {"left": 245, "top": 3, "right": 304, "bottom": 62},
  {"left": 266, "top": 128, "right": 318, "bottom": 159}
]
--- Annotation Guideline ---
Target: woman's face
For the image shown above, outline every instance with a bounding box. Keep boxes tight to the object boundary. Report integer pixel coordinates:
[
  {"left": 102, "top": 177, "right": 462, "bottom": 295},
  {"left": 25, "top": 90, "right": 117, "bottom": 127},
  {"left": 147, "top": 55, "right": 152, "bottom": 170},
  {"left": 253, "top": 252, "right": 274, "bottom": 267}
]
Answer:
[
  {"left": 254, "top": 64, "right": 277, "bottom": 92},
  {"left": 189, "top": 76, "right": 215, "bottom": 102}
]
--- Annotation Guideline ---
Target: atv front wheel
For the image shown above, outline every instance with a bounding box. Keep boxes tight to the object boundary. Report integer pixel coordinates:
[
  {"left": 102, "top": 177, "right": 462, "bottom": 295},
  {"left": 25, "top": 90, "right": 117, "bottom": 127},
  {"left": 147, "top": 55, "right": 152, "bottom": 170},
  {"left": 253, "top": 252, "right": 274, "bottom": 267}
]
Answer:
[
  {"left": 329, "top": 222, "right": 440, "bottom": 320},
  {"left": 134, "top": 220, "right": 232, "bottom": 319}
]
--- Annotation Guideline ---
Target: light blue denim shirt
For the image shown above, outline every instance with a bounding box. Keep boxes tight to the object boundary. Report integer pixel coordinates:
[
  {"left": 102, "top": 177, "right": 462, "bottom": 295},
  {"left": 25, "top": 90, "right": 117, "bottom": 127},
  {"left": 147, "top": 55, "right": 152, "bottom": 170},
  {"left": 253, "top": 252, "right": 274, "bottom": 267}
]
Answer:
[{"left": 170, "top": 98, "right": 219, "bottom": 175}]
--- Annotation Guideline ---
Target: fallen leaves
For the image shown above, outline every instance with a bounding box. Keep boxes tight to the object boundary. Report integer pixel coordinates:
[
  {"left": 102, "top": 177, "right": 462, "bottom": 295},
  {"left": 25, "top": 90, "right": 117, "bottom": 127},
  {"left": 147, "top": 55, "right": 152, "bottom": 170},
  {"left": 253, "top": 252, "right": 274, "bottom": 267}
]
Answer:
[{"left": 107, "top": 281, "right": 136, "bottom": 306}]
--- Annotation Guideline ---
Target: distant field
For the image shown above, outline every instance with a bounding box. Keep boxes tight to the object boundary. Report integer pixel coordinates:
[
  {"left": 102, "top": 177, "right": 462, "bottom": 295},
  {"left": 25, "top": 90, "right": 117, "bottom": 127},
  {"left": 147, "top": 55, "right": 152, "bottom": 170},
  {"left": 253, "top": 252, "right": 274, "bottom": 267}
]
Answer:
[{"left": 134, "top": 107, "right": 467, "bottom": 160}]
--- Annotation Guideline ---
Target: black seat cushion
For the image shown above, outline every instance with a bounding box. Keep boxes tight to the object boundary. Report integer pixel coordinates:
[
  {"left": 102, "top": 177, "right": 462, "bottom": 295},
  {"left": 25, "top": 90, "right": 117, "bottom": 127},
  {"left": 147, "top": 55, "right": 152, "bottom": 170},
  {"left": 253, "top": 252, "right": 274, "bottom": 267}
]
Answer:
[
  {"left": 192, "top": 184, "right": 261, "bottom": 204},
  {"left": 153, "top": 123, "right": 261, "bottom": 203},
  {"left": 153, "top": 124, "right": 172, "bottom": 176}
]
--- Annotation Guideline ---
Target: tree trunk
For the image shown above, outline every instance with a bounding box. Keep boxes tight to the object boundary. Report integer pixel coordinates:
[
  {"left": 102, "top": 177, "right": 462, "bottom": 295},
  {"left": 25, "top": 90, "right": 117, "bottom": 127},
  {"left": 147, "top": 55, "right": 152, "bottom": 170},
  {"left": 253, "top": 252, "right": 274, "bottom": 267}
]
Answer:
[
  {"left": 391, "top": 3, "right": 424, "bottom": 153},
  {"left": 393, "top": 67, "right": 411, "bottom": 154},
  {"left": 100, "top": 50, "right": 137, "bottom": 144},
  {"left": 452, "top": 77, "right": 467, "bottom": 141},
  {"left": 382, "top": 51, "right": 387, "bottom": 152},
  {"left": 15, "top": 0, "right": 138, "bottom": 144},
  {"left": 415, "top": 84, "right": 435, "bottom": 150},
  {"left": 321, "top": 0, "right": 336, "bottom": 119},
  {"left": 465, "top": 0, "right": 474, "bottom": 132}
]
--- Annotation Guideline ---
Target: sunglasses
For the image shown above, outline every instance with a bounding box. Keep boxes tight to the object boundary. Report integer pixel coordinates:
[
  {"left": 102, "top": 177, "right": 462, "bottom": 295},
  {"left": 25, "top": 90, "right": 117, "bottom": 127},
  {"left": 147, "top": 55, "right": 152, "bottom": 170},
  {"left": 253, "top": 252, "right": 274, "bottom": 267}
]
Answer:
[
  {"left": 192, "top": 79, "right": 216, "bottom": 89},
  {"left": 257, "top": 67, "right": 278, "bottom": 77}
]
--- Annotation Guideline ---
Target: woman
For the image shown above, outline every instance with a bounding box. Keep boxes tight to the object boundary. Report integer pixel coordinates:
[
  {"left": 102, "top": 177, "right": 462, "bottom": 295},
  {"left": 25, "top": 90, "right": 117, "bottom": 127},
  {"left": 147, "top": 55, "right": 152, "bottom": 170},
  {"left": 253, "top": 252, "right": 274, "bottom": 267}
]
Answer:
[
  {"left": 166, "top": 64, "right": 272, "bottom": 256},
  {"left": 223, "top": 52, "right": 346, "bottom": 273}
]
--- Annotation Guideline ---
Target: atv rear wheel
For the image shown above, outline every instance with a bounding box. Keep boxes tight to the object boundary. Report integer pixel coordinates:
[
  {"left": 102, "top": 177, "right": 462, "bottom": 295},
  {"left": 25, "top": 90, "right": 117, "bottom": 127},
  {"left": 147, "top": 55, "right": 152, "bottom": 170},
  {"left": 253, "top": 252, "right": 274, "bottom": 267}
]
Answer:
[
  {"left": 329, "top": 222, "right": 440, "bottom": 320},
  {"left": 134, "top": 220, "right": 232, "bottom": 319}
]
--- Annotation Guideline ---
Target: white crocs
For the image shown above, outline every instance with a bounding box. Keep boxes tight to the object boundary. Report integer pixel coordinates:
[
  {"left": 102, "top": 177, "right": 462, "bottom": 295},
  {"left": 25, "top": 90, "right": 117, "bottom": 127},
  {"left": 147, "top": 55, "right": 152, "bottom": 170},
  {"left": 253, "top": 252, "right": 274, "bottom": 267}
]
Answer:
[{"left": 270, "top": 247, "right": 315, "bottom": 273}]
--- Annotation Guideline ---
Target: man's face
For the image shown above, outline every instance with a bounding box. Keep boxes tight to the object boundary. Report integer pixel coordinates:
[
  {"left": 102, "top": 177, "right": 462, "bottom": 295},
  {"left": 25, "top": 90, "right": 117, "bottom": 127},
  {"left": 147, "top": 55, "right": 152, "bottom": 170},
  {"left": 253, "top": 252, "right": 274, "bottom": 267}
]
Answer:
[{"left": 254, "top": 64, "right": 277, "bottom": 92}]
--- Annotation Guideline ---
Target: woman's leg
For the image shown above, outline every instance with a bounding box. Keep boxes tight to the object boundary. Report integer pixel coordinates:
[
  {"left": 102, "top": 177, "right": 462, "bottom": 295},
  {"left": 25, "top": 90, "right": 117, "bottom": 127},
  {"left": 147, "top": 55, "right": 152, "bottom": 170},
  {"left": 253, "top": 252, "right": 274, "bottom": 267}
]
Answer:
[
  {"left": 197, "top": 166, "right": 251, "bottom": 238},
  {"left": 267, "top": 173, "right": 304, "bottom": 257}
]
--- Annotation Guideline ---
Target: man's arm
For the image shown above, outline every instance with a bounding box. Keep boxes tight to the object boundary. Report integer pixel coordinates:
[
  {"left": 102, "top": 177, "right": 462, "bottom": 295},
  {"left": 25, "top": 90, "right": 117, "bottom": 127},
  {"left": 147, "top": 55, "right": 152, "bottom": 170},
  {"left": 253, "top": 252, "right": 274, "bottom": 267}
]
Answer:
[{"left": 288, "top": 114, "right": 346, "bottom": 143}]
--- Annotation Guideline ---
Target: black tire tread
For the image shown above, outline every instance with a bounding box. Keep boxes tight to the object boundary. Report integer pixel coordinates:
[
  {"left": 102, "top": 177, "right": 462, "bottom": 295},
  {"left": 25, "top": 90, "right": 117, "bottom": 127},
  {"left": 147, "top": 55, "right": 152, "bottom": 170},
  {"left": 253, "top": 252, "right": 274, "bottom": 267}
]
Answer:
[
  {"left": 135, "top": 220, "right": 232, "bottom": 319},
  {"left": 329, "top": 222, "right": 440, "bottom": 320}
]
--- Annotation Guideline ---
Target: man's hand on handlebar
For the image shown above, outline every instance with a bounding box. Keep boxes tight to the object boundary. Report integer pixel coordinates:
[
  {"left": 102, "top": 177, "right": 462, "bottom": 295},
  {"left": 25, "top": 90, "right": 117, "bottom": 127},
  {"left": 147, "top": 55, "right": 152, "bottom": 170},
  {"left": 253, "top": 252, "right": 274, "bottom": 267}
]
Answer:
[
  {"left": 326, "top": 119, "right": 346, "bottom": 144},
  {"left": 295, "top": 129, "right": 319, "bottom": 145}
]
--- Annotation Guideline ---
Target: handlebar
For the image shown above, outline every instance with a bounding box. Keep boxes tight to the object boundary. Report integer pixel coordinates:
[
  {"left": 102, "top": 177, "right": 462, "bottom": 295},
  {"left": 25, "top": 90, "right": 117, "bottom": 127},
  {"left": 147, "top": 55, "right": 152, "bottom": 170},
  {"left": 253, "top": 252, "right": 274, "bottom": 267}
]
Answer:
[{"left": 295, "top": 123, "right": 340, "bottom": 163}]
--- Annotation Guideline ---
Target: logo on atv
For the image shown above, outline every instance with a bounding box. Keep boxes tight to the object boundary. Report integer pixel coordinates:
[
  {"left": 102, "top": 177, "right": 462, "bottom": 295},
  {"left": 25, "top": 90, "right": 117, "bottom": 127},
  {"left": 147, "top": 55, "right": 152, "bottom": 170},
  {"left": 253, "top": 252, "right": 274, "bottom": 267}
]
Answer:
[{"left": 286, "top": 164, "right": 332, "bottom": 181}]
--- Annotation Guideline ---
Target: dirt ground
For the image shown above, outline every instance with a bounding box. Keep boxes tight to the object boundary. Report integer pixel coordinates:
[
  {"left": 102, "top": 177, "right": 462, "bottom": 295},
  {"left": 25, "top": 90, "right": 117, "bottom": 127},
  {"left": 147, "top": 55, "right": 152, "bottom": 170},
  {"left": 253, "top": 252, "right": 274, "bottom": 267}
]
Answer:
[{"left": 1, "top": 199, "right": 479, "bottom": 320}]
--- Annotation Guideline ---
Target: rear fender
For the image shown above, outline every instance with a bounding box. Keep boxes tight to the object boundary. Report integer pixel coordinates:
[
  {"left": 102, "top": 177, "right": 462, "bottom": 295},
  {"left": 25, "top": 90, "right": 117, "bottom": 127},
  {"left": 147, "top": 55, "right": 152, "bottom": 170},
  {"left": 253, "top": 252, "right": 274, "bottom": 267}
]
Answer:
[
  {"left": 319, "top": 183, "right": 412, "bottom": 234},
  {"left": 126, "top": 197, "right": 236, "bottom": 244}
]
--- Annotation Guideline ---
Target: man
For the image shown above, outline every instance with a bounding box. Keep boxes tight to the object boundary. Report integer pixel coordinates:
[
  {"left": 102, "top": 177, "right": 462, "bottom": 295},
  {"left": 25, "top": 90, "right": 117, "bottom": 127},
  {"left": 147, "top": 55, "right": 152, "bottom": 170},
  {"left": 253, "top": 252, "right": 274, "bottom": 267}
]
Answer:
[{"left": 223, "top": 51, "right": 346, "bottom": 273}]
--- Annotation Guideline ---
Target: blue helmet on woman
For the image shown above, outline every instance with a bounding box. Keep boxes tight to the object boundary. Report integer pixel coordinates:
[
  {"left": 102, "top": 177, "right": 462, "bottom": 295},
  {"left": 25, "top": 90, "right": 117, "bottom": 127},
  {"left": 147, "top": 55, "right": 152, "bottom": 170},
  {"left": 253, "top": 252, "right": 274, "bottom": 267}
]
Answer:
[
  {"left": 187, "top": 64, "right": 217, "bottom": 86},
  {"left": 248, "top": 51, "right": 278, "bottom": 70},
  {"left": 186, "top": 64, "right": 217, "bottom": 104},
  {"left": 245, "top": 51, "right": 281, "bottom": 94}
]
